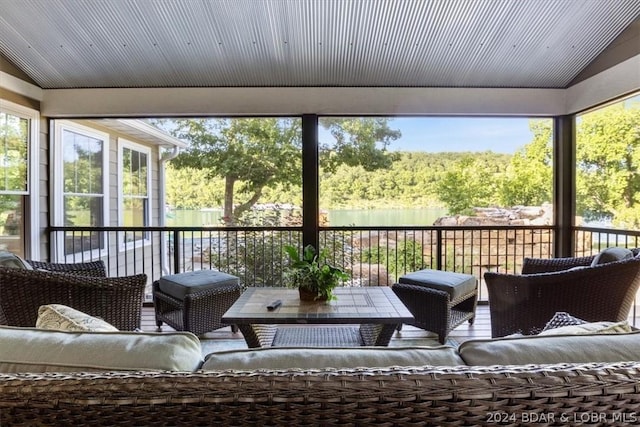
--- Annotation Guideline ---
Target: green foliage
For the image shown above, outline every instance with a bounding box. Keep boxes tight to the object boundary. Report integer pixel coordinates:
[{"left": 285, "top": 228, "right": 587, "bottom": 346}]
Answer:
[
  {"left": 435, "top": 154, "right": 504, "bottom": 215},
  {"left": 0, "top": 112, "right": 29, "bottom": 193},
  {"left": 161, "top": 107, "right": 640, "bottom": 231},
  {"left": 319, "top": 118, "right": 401, "bottom": 173},
  {"left": 576, "top": 102, "right": 640, "bottom": 227},
  {"left": 165, "top": 117, "right": 401, "bottom": 223},
  {"left": 283, "top": 244, "right": 350, "bottom": 301},
  {"left": 210, "top": 231, "right": 291, "bottom": 287},
  {"left": 363, "top": 239, "right": 424, "bottom": 280},
  {"left": 168, "top": 118, "right": 302, "bottom": 223},
  {"left": 499, "top": 120, "right": 553, "bottom": 206}
]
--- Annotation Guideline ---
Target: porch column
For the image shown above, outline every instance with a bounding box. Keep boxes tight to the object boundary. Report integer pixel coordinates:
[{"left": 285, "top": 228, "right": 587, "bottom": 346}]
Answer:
[
  {"left": 554, "top": 115, "right": 575, "bottom": 257},
  {"left": 302, "top": 114, "right": 319, "bottom": 250}
]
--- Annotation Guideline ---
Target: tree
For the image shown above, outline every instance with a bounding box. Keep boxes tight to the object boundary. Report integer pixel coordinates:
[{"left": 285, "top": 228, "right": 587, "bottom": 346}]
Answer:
[
  {"left": 319, "top": 118, "right": 401, "bottom": 173},
  {"left": 167, "top": 117, "right": 401, "bottom": 223},
  {"left": 576, "top": 103, "right": 640, "bottom": 227},
  {"left": 498, "top": 120, "right": 553, "bottom": 206},
  {"left": 435, "top": 154, "right": 499, "bottom": 215},
  {"left": 169, "top": 118, "right": 302, "bottom": 223}
]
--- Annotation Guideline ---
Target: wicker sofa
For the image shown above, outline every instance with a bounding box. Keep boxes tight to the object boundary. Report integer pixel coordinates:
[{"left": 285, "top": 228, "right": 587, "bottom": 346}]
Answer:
[{"left": 2, "top": 325, "right": 640, "bottom": 425}]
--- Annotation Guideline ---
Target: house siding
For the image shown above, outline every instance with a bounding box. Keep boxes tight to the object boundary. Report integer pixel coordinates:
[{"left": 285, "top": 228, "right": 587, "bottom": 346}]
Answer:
[{"left": 30, "top": 119, "right": 170, "bottom": 296}]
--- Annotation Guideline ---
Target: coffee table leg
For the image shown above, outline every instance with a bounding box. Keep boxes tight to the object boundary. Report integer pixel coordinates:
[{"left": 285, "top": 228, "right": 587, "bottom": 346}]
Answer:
[
  {"left": 359, "top": 324, "right": 399, "bottom": 346},
  {"left": 237, "top": 324, "right": 278, "bottom": 348},
  {"left": 376, "top": 324, "right": 400, "bottom": 346}
]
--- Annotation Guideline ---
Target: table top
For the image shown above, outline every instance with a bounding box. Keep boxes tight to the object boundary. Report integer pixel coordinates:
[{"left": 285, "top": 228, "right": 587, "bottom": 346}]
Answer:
[{"left": 222, "top": 286, "right": 414, "bottom": 325}]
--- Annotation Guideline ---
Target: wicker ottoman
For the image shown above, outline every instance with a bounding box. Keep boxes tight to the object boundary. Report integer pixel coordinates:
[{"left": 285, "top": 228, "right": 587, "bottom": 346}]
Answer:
[
  {"left": 153, "top": 270, "right": 242, "bottom": 336},
  {"left": 392, "top": 269, "right": 478, "bottom": 344}
]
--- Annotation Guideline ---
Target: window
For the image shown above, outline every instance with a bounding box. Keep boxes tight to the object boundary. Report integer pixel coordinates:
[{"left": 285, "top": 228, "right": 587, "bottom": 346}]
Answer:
[
  {"left": 119, "top": 139, "right": 150, "bottom": 248},
  {"left": 53, "top": 121, "right": 108, "bottom": 260},
  {"left": 0, "top": 101, "right": 38, "bottom": 258}
]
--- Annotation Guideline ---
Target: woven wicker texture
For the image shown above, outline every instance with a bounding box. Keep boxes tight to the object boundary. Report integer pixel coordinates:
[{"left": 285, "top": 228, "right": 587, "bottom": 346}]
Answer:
[
  {"left": 271, "top": 326, "right": 364, "bottom": 347},
  {"left": 152, "top": 279, "right": 241, "bottom": 336},
  {"left": 25, "top": 259, "right": 107, "bottom": 277},
  {"left": 0, "top": 266, "right": 146, "bottom": 331},
  {"left": 392, "top": 283, "right": 477, "bottom": 344},
  {"left": 485, "top": 256, "right": 640, "bottom": 337},
  {"left": 2, "top": 362, "right": 640, "bottom": 425}
]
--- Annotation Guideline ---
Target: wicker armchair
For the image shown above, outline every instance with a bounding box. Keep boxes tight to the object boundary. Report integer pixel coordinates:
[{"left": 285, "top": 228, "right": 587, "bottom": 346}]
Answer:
[
  {"left": 0, "top": 266, "right": 146, "bottom": 330},
  {"left": 485, "top": 256, "right": 640, "bottom": 337}
]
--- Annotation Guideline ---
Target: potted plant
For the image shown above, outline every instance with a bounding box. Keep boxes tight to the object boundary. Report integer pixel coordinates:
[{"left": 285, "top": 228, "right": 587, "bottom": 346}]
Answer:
[{"left": 284, "top": 244, "right": 350, "bottom": 301}]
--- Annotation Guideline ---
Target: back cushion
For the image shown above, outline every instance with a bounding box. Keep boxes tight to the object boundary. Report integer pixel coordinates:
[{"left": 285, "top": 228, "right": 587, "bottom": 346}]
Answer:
[
  {"left": 590, "top": 247, "right": 633, "bottom": 266},
  {"left": 0, "top": 326, "right": 203, "bottom": 373},
  {"left": 459, "top": 330, "right": 640, "bottom": 366},
  {"left": 0, "top": 252, "right": 32, "bottom": 269},
  {"left": 202, "top": 346, "right": 463, "bottom": 371}
]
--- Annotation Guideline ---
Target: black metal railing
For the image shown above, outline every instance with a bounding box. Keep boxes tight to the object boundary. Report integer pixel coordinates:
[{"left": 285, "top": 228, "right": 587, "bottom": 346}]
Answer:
[{"left": 48, "top": 224, "right": 639, "bottom": 303}]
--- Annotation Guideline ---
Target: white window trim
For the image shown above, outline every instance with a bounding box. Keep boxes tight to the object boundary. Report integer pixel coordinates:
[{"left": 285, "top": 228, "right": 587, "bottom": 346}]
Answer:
[
  {"left": 118, "top": 138, "right": 152, "bottom": 251},
  {"left": 0, "top": 100, "right": 40, "bottom": 259},
  {"left": 52, "top": 120, "right": 109, "bottom": 262}
]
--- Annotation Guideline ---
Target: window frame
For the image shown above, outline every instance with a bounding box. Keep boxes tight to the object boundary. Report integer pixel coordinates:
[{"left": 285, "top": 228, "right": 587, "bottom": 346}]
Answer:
[
  {"left": 0, "top": 100, "right": 39, "bottom": 258},
  {"left": 118, "top": 137, "right": 152, "bottom": 251},
  {"left": 52, "top": 120, "right": 109, "bottom": 262}
]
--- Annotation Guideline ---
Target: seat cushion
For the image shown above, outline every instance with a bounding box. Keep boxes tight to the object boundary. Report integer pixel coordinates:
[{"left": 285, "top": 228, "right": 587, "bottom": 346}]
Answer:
[
  {"left": 158, "top": 270, "right": 240, "bottom": 300},
  {"left": 398, "top": 269, "right": 476, "bottom": 300},
  {"left": 202, "top": 346, "right": 463, "bottom": 371},
  {"left": 0, "top": 326, "right": 202, "bottom": 373},
  {"left": 459, "top": 330, "right": 640, "bottom": 366}
]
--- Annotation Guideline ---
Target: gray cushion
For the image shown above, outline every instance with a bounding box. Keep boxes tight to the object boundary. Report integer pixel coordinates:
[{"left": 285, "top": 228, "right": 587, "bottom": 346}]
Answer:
[
  {"left": 0, "top": 251, "right": 32, "bottom": 270},
  {"left": 0, "top": 325, "right": 203, "bottom": 373},
  {"left": 202, "top": 346, "right": 464, "bottom": 371},
  {"left": 158, "top": 270, "right": 240, "bottom": 300},
  {"left": 398, "top": 269, "right": 476, "bottom": 300},
  {"left": 591, "top": 247, "right": 633, "bottom": 266},
  {"left": 459, "top": 330, "right": 640, "bottom": 366}
]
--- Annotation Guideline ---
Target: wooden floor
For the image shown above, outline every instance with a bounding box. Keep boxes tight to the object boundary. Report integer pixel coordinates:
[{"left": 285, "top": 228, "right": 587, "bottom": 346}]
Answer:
[{"left": 141, "top": 303, "right": 493, "bottom": 346}]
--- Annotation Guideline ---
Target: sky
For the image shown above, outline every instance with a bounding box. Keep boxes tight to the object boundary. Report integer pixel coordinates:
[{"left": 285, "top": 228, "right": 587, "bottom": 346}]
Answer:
[{"left": 386, "top": 117, "right": 537, "bottom": 154}]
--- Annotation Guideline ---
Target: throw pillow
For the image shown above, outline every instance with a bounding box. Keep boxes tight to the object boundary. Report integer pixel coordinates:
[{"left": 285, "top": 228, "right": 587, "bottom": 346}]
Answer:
[
  {"left": 590, "top": 247, "right": 633, "bottom": 267},
  {"left": 0, "top": 251, "right": 33, "bottom": 269},
  {"left": 36, "top": 304, "right": 119, "bottom": 332},
  {"left": 538, "top": 320, "right": 632, "bottom": 336},
  {"left": 541, "top": 311, "right": 586, "bottom": 332}
]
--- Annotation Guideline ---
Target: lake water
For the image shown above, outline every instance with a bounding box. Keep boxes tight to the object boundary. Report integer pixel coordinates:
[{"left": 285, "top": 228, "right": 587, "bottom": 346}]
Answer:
[{"left": 166, "top": 207, "right": 448, "bottom": 227}]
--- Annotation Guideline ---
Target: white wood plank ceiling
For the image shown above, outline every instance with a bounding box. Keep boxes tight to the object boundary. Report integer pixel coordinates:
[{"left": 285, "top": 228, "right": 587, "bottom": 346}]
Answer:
[{"left": 0, "top": 0, "right": 638, "bottom": 89}]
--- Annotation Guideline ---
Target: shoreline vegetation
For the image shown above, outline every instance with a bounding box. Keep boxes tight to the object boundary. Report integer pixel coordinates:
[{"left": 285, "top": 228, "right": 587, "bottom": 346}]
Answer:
[{"left": 166, "top": 150, "right": 512, "bottom": 214}]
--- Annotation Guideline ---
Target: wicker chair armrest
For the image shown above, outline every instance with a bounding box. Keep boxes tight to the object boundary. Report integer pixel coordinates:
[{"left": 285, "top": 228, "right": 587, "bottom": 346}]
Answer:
[{"left": 392, "top": 282, "right": 451, "bottom": 303}]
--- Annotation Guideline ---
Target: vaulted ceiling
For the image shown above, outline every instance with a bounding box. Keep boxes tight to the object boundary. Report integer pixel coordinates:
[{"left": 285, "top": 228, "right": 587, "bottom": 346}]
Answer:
[{"left": 1, "top": 0, "right": 639, "bottom": 90}]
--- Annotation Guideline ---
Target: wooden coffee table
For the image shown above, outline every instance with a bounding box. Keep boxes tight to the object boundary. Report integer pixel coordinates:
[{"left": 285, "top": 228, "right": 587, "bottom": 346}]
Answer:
[{"left": 221, "top": 287, "right": 414, "bottom": 348}]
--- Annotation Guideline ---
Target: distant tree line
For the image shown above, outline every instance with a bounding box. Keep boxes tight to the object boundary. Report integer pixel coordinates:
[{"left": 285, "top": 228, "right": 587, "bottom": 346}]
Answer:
[{"left": 163, "top": 101, "right": 640, "bottom": 228}]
